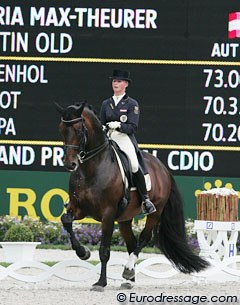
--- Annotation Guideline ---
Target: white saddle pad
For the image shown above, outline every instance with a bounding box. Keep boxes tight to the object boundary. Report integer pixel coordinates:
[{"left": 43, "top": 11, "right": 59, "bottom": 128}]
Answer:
[{"left": 112, "top": 146, "right": 151, "bottom": 192}]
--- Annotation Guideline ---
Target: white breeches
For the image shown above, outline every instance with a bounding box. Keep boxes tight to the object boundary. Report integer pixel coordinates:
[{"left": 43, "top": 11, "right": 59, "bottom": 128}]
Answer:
[{"left": 109, "top": 131, "right": 139, "bottom": 173}]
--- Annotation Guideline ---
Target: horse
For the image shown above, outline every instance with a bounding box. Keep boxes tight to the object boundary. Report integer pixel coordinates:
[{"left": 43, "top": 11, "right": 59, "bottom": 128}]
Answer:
[{"left": 56, "top": 102, "right": 209, "bottom": 291}]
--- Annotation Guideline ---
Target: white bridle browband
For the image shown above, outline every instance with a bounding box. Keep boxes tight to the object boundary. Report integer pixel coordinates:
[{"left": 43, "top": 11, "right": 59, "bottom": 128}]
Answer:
[{"left": 61, "top": 117, "right": 82, "bottom": 124}]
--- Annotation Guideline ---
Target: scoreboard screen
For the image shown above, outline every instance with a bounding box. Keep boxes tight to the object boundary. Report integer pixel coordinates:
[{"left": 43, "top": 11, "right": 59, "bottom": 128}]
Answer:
[{"left": 1, "top": 0, "right": 240, "bottom": 178}]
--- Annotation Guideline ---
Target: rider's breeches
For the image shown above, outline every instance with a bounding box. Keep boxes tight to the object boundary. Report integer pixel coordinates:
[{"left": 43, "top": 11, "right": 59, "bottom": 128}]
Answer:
[{"left": 109, "top": 131, "right": 139, "bottom": 173}]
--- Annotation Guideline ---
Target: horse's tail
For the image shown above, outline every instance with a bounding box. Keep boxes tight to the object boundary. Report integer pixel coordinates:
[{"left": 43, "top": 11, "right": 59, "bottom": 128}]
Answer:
[{"left": 156, "top": 175, "right": 209, "bottom": 273}]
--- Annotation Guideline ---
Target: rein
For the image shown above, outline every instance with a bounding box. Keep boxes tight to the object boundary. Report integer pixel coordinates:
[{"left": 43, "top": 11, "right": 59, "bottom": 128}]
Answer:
[{"left": 77, "top": 141, "right": 109, "bottom": 164}]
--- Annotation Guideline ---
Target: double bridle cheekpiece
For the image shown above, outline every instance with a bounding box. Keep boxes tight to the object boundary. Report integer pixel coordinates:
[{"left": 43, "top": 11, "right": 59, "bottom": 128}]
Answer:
[{"left": 62, "top": 115, "right": 108, "bottom": 164}]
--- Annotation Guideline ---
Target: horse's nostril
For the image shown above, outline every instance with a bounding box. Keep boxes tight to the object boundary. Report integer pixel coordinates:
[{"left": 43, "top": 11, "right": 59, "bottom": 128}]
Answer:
[{"left": 71, "top": 162, "right": 77, "bottom": 168}]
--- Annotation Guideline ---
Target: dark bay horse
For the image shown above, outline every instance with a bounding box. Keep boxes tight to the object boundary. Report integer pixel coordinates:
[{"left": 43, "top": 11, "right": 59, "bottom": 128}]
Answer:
[{"left": 56, "top": 102, "right": 209, "bottom": 291}]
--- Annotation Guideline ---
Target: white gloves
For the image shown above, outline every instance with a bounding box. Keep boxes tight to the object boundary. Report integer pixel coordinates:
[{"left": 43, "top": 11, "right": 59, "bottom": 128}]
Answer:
[{"left": 107, "top": 121, "right": 121, "bottom": 130}]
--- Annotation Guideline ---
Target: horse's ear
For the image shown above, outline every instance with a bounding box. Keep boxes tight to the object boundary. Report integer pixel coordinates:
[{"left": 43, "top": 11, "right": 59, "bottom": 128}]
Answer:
[
  {"left": 78, "top": 101, "right": 86, "bottom": 116},
  {"left": 55, "top": 102, "right": 64, "bottom": 114}
]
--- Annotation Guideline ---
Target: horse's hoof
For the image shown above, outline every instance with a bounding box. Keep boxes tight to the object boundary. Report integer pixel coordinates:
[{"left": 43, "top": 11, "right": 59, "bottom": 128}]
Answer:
[
  {"left": 79, "top": 246, "right": 91, "bottom": 260},
  {"left": 122, "top": 267, "right": 135, "bottom": 280},
  {"left": 90, "top": 285, "right": 104, "bottom": 292},
  {"left": 120, "top": 282, "right": 134, "bottom": 289}
]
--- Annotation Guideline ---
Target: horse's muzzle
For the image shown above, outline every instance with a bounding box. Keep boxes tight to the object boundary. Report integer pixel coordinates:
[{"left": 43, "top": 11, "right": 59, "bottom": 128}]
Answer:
[{"left": 64, "top": 158, "right": 79, "bottom": 172}]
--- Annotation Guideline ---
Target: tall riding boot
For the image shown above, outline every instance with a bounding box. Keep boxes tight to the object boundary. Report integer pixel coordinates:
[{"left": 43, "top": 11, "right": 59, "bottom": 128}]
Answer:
[{"left": 133, "top": 168, "right": 156, "bottom": 216}]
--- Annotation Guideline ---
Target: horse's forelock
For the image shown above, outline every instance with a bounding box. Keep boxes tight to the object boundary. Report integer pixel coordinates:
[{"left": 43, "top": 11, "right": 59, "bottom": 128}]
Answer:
[
  {"left": 61, "top": 109, "right": 75, "bottom": 122},
  {"left": 67, "top": 104, "right": 82, "bottom": 112},
  {"left": 62, "top": 103, "right": 84, "bottom": 121},
  {"left": 61, "top": 103, "right": 102, "bottom": 130}
]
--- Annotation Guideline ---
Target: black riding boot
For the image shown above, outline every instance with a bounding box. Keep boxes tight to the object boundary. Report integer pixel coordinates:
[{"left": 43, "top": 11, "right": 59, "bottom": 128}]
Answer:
[{"left": 133, "top": 169, "right": 156, "bottom": 216}]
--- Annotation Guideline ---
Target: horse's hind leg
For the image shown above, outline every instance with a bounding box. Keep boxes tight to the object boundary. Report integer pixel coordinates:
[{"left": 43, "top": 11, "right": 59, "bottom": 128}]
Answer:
[
  {"left": 118, "top": 220, "right": 138, "bottom": 283},
  {"left": 61, "top": 210, "right": 90, "bottom": 260},
  {"left": 133, "top": 216, "right": 159, "bottom": 257}
]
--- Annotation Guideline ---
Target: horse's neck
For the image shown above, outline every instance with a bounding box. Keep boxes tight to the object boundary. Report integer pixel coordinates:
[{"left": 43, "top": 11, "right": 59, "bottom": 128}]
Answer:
[
  {"left": 85, "top": 112, "right": 106, "bottom": 149},
  {"left": 77, "top": 145, "right": 110, "bottom": 179},
  {"left": 86, "top": 133, "right": 106, "bottom": 151},
  {"left": 80, "top": 131, "right": 110, "bottom": 168}
]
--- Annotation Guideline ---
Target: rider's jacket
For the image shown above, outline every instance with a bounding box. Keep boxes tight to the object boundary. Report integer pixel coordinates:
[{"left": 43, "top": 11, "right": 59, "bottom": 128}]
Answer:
[{"left": 100, "top": 94, "right": 140, "bottom": 150}]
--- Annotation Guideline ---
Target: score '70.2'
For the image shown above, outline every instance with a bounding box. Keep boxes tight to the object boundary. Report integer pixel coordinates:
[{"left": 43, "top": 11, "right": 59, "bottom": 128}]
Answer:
[{"left": 202, "top": 123, "right": 240, "bottom": 143}]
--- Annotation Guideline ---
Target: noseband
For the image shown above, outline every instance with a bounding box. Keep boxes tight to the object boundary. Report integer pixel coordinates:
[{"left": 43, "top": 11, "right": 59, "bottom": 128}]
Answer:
[{"left": 62, "top": 115, "right": 108, "bottom": 164}]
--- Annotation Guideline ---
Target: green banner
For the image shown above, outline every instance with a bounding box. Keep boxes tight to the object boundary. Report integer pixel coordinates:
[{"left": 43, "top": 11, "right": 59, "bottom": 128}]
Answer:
[{"left": 0, "top": 170, "right": 239, "bottom": 221}]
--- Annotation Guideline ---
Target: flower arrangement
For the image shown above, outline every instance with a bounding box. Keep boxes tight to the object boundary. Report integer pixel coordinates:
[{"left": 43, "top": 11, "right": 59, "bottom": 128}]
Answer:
[{"left": 0, "top": 216, "right": 204, "bottom": 251}]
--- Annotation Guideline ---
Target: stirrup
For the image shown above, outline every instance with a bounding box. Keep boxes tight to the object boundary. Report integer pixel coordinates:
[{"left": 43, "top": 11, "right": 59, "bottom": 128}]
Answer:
[{"left": 141, "top": 198, "right": 156, "bottom": 216}]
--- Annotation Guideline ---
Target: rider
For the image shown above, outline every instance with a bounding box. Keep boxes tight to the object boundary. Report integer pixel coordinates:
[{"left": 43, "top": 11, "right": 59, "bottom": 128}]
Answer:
[{"left": 100, "top": 69, "right": 156, "bottom": 216}]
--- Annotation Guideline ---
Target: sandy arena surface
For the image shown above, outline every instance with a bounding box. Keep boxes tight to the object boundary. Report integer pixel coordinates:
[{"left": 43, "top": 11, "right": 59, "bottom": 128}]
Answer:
[{"left": 0, "top": 249, "right": 239, "bottom": 305}]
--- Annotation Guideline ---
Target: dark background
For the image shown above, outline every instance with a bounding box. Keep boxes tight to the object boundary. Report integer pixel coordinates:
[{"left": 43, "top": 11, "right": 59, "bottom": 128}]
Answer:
[{"left": 1, "top": 0, "right": 240, "bottom": 176}]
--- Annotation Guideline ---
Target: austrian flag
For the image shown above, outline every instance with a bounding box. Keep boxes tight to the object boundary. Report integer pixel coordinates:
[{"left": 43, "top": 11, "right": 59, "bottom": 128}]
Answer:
[{"left": 228, "top": 12, "right": 240, "bottom": 39}]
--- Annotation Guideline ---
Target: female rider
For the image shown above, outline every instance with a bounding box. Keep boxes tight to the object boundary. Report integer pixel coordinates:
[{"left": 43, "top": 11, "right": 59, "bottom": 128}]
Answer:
[{"left": 100, "top": 69, "right": 156, "bottom": 216}]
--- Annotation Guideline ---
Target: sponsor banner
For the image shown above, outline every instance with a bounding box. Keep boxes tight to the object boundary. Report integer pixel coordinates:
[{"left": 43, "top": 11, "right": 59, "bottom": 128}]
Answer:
[{"left": 0, "top": 170, "right": 239, "bottom": 221}]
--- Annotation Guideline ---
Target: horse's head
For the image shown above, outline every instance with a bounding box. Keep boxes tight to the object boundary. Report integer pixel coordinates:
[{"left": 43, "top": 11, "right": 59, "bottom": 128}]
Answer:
[
  {"left": 56, "top": 102, "right": 87, "bottom": 171},
  {"left": 56, "top": 102, "right": 106, "bottom": 171}
]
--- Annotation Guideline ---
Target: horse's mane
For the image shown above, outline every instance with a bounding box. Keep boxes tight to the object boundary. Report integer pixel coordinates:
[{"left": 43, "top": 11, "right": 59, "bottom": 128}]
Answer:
[
  {"left": 82, "top": 103, "right": 102, "bottom": 128},
  {"left": 85, "top": 103, "right": 98, "bottom": 116}
]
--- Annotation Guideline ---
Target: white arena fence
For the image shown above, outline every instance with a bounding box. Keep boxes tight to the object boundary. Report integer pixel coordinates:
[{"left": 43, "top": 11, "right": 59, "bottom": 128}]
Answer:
[{"left": 0, "top": 255, "right": 240, "bottom": 283}]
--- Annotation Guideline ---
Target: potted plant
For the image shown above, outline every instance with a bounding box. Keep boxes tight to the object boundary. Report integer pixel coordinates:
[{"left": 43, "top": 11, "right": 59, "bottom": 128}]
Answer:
[{"left": 0, "top": 223, "right": 41, "bottom": 262}]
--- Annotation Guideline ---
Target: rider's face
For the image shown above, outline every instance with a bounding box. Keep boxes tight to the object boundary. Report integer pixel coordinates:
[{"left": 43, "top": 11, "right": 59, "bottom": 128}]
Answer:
[{"left": 112, "top": 79, "right": 128, "bottom": 96}]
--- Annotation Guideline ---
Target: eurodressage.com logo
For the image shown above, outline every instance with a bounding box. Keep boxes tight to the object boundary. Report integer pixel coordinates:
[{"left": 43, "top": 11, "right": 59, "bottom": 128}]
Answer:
[
  {"left": 116, "top": 292, "right": 238, "bottom": 304},
  {"left": 228, "top": 12, "right": 240, "bottom": 38}
]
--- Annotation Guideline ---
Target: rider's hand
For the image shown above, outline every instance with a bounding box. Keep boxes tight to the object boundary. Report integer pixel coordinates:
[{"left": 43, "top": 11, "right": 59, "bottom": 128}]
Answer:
[{"left": 107, "top": 121, "right": 121, "bottom": 130}]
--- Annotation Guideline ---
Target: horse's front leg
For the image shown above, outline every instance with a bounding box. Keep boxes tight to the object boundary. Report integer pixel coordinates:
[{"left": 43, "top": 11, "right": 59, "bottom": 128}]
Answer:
[
  {"left": 61, "top": 209, "right": 90, "bottom": 260},
  {"left": 91, "top": 217, "right": 115, "bottom": 292}
]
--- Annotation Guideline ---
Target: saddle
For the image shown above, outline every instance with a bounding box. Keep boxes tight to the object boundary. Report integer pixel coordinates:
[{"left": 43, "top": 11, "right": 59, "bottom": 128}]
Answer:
[
  {"left": 109, "top": 140, "right": 151, "bottom": 217},
  {"left": 110, "top": 139, "right": 132, "bottom": 187}
]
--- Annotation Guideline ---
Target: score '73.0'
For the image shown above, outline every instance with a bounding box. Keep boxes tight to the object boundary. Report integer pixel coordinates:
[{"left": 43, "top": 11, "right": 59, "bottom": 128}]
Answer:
[{"left": 203, "top": 69, "right": 239, "bottom": 89}]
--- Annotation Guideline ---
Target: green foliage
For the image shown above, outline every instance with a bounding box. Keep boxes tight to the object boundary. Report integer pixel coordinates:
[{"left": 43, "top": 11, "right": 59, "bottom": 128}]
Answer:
[
  {"left": 22, "top": 216, "right": 45, "bottom": 242},
  {"left": 0, "top": 216, "right": 20, "bottom": 241},
  {"left": 0, "top": 216, "right": 68, "bottom": 245},
  {"left": 4, "top": 224, "right": 34, "bottom": 242},
  {"left": 111, "top": 229, "right": 124, "bottom": 246}
]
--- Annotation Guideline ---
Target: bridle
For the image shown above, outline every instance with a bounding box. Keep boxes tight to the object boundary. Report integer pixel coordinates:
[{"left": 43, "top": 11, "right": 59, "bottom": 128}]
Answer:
[{"left": 62, "top": 115, "right": 108, "bottom": 164}]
